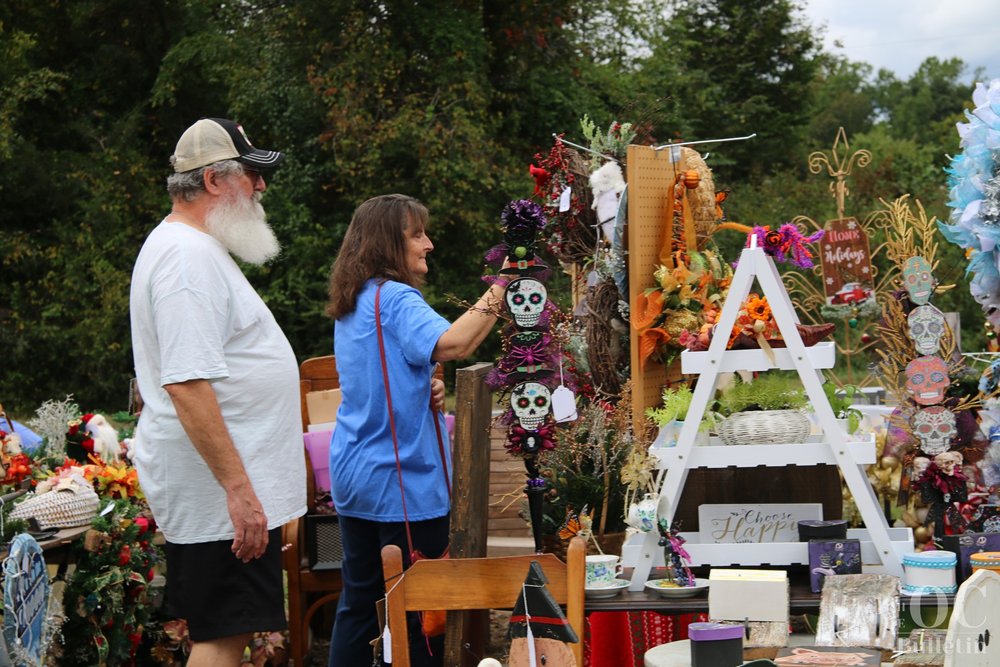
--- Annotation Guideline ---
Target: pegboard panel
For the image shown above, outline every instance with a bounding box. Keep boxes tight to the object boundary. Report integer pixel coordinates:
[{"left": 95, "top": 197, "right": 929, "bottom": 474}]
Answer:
[{"left": 626, "top": 144, "right": 685, "bottom": 435}]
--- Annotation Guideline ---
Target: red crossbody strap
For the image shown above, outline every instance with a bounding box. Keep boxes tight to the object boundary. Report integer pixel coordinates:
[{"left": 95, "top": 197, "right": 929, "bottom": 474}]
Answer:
[{"left": 375, "top": 285, "right": 451, "bottom": 556}]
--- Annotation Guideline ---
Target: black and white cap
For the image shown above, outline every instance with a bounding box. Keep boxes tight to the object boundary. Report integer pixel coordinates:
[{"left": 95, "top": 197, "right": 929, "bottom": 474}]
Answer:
[{"left": 171, "top": 118, "right": 284, "bottom": 173}]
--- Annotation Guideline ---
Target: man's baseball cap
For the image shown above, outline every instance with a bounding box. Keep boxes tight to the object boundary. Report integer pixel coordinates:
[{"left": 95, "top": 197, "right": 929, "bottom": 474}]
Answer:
[{"left": 171, "top": 118, "right": 284, "bottom": 173}]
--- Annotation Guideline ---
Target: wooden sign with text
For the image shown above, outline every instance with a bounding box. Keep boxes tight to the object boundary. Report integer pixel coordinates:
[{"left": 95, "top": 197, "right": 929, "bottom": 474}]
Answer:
[
  {"left": 698, "top": 503, "right": 822, "bottom": 544},
  {"left": 819, "top": 218, "right": 876, "bottom": 307}
]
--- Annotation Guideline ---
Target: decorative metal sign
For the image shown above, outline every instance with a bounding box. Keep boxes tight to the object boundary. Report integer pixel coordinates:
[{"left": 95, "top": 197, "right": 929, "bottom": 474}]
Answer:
[
  {"left": 3, "top": 533, "right": 50, "bottom": 666},
  {"left": 819, "top": 217, "right": 876, "bottom": 309}
]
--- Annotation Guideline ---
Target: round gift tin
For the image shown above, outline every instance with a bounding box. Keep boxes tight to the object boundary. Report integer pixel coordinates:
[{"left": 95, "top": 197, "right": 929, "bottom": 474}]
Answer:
[
  {"left": 970, "top": 551, "right": 1000, "bottom": 572},
  {"left": 688, "top": 622, "right": 744, "bottom": 667},
  {"left": 798, "top": 519, "right": 848, "bottom": 542},
  {"left": 688, "top": 622, "right": 745, "bottom": 642},
  {"left": 902, "top": 551, "right": 957, "bottom": 569},
  {"left": 902, "top": 551, "right": 957, "bottom": 595}
]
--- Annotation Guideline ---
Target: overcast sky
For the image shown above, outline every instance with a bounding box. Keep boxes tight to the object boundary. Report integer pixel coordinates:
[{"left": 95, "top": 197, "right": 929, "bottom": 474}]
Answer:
[{"left": 802, "top": 0, "right": 1000, "bottom": 82}]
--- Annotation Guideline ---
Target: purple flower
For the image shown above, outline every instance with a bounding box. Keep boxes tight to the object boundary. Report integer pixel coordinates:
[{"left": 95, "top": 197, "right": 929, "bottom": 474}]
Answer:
[{"left": 501, "top": 199, "right": 547, "bottom": 233}]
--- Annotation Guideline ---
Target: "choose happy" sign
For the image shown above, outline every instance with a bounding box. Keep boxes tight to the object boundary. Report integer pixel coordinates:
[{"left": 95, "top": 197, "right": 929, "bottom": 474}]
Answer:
[{"left": 699, "top": 503, "right": 823, "bottom": 544}]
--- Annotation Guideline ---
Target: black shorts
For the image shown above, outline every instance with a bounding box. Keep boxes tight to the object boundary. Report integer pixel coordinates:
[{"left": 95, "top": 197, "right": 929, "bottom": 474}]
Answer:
[{"left": 164, "top": 527, "right": 286, "bottom": 642}]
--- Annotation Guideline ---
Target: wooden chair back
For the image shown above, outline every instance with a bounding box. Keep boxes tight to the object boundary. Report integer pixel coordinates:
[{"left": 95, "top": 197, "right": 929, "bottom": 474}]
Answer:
[
  {"left": 299, "top": 355, "right": 340, "bottom": 431},
  {"left": 381, "top": 536, "right": 585, "bottom": 667}
]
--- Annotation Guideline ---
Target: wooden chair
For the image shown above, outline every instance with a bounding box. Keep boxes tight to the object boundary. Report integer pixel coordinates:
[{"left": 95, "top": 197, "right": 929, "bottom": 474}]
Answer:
[
  {"left": 284, "top": 355, "right": 342, "bottom": 666},
  {"left": 381, "top": 536, "right": 585, "bottom": 667}
]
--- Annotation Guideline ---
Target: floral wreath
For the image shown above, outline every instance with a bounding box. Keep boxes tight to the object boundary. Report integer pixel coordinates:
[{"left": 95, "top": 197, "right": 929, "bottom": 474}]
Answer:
[{"left": 939, "top": 79, "right": 1000, "bottom": 325}]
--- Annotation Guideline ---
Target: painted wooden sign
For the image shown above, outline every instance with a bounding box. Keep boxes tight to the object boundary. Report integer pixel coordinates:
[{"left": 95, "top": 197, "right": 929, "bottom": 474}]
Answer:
[
  {"left": 819, "top": 217, "right": 876, "bottom": 307},
  {"left": 698, "top": 503, "right": 822, "bottom": 544},
  {"left": 3, "top": 533, "right": 50, "bottom": 666}
]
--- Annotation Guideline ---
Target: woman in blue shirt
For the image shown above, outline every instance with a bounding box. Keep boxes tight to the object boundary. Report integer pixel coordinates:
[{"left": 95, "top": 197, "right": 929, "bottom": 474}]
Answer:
[{"left": 325, "top": 194, "right": 509, "bottom": 666}]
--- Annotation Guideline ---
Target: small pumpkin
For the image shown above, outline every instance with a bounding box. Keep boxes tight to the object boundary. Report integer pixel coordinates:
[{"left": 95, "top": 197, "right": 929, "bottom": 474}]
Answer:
[{"left": 682, "top": 169, "right": 700, "bottom": 189}]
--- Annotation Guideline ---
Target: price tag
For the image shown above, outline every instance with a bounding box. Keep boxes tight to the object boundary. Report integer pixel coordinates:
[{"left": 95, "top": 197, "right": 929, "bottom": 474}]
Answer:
[
  {"left": 558, "top": 186, "right": 572, "bottom": 212},
  {"left": 552, "top": 385, "right": 577, "bottom": 423}
]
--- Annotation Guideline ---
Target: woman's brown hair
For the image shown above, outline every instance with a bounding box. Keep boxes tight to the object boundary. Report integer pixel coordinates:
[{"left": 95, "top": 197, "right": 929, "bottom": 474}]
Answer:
[{"left": 325, "top": 194, "right": 429, "bottom": 319}]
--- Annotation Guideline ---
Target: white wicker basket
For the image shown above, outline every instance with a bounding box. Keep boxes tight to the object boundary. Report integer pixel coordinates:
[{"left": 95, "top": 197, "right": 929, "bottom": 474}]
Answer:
[
  {"left": 718, "top": 409, "right": 811, "bottom": 445},
  {"left": 9, "top": 484, "right": 100, "bottom": 530}
]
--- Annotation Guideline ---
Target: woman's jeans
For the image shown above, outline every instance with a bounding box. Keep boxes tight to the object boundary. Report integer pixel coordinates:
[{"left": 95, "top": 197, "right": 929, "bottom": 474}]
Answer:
[{"left": 327, "top": 514, "right": 449, "bottom": 667}]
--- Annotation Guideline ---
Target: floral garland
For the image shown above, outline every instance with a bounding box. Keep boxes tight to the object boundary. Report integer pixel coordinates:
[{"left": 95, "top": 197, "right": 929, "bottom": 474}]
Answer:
[
  {"left": 56, "top": 497, "right": 162, "bottom": 666},
  {"left": 530, "top": 137, "right": 593, "bottom": 262}
]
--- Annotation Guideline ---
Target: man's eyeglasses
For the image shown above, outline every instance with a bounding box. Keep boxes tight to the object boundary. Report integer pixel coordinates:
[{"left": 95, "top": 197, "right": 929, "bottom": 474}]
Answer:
[{"left": 243, "top": 168, "right": 263, "bottom": 184}]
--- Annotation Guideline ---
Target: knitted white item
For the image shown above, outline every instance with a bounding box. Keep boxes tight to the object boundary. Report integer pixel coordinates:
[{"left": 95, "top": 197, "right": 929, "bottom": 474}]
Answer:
[{"left": 10, "top": 484, "right": 100, "bottom": 530}]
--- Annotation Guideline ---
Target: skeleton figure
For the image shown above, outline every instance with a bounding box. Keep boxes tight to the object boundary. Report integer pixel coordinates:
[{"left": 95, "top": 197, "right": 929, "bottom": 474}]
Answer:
[
  {"left": 905, "top": 356, "right": 950, "bottom": 405},
  {"left": 902, "top": 256, "right": 934, "bottom": 305},
  {"left": 911, "top": 456, "right": 931, "bottom": 481},
  {"left": 510, "top": 382, "right": 551, "bottom": 431},
  {"left": 933, "top": 450, "right": 963, "bottom": 476},
  {"left": 907, "top": 305, "right": 946, "bottom": 355},
  {"left": 505, "top": 278, "right": 547, "bottom": 329},
  {"left": 912, "top": 405, "right": 957, "bottom": 456}
]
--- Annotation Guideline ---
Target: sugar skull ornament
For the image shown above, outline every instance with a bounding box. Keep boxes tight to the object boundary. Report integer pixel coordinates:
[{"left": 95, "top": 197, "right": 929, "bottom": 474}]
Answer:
[
  {"left": 912, "top": 405, "right": 957, "bottom": 456},
  {"left": 505, "top": 278, "right": 547, "bottom": 329},
  {"left": 510, "top": 382, "right": 552, "bottom": 431},
  {"left": 905, "top": 356, "right": 950, "bottom": 406},
  {"left": 902, "top": 256, "right": 934, "bottom": 305},
  {"left": 907, "top": 305, "right": 946, "bottom": 355}
]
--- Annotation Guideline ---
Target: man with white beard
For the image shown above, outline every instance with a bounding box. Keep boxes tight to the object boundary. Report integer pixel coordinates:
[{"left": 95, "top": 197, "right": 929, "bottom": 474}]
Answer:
[{"left": 129, "top": 118, "right": 306, "bottom": 666}]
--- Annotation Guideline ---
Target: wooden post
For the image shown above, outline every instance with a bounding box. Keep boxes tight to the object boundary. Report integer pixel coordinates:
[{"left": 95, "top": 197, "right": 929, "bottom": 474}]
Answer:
[{"left": 445, "top": 361, "right": 494, "bottom": 667}]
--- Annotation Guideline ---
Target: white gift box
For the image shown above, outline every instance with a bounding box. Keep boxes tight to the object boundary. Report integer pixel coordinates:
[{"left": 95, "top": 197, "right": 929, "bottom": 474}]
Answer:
[{"left": 708, "top": 569, "right": 789, "bottom": 623}]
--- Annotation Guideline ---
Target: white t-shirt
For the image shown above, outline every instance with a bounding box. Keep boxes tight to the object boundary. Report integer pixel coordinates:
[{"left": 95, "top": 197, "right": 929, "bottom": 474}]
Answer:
[{"left": 129, "top": 220, "right": 306, "bottom": 543}]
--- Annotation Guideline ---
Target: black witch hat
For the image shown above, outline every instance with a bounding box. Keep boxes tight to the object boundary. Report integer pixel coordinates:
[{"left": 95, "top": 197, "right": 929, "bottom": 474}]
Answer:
[{"left": 507, "top": 561, "right": 579, "bottom": 644}]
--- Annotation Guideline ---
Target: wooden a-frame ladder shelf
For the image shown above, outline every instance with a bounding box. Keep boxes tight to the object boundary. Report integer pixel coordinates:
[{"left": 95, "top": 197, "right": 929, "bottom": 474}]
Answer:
[{"left": 622, "top": 242, "right": 912, "bottom": 590}]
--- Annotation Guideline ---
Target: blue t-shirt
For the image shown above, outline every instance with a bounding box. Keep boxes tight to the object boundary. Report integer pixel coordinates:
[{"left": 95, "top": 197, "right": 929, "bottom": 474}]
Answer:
[{"left": 329, "top": 279, "right": 451, "bottom": 521}]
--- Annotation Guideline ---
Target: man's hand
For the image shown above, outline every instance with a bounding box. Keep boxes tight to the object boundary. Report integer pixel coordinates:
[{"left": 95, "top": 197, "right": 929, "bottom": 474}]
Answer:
[
  {"left": 226, "top": 482, "right": 269, "bottom": 562},
  {"left": 431, "top": 377, "right": 445, "bottom": 412}
]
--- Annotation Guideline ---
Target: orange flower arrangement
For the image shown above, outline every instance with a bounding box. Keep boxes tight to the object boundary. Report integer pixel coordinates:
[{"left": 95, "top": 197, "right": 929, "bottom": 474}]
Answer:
[
  {"left": 728, "top": 293, "right": 780, "bottom": 351},
  {"left": 633, "top": 248, "right": 733, "bottom": 369},
  {"left": 85, "top": 460, "right": 144, "bottom": 500}
]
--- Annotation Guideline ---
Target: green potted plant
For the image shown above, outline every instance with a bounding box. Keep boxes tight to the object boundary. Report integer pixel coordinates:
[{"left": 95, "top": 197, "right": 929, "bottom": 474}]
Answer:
[
  {"left": 714, "top": 374, "right": 810, "bottom": 445},
  {"left": 645, "top": 384, "right": 715, "bottom": 448},
  {"left": 819, "top": 382, "right": 863, "bottom": 435}
]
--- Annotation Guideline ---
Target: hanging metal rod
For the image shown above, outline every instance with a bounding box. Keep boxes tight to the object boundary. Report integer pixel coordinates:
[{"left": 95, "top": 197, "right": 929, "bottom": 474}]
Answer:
[
  {"left": 653, "top": 133, "right": 757, "bottom": 151},
  {"left": 551, "top": 134, "right": 619, "bottom": 162}
]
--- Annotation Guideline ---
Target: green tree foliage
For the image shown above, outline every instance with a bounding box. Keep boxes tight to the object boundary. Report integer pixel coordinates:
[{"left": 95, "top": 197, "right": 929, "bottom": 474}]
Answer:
[
  {"left": 806, "top": 56, "right": 877, "bottom": 144},
  {"left": 0, "top": 0, "right": 633, "bottom": 414},
  {"left": 0, "top": 0, "right": 989, "bottom": 418},
  {"left": 637, "top": 0, "right": 821, "bottom": 179}
]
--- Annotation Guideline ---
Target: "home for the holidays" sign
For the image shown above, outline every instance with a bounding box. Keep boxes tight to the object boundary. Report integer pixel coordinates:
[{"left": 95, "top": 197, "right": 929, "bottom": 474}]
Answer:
[
  {"left": 818, "top": 217, "right": 876, "bottom": 308},
  {"left": 699, "top": 503, "right": 822, "bottom": 544}
]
